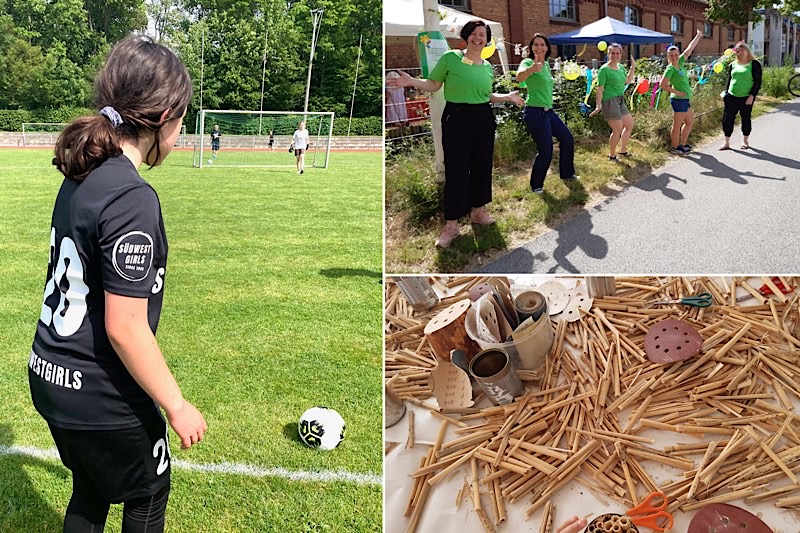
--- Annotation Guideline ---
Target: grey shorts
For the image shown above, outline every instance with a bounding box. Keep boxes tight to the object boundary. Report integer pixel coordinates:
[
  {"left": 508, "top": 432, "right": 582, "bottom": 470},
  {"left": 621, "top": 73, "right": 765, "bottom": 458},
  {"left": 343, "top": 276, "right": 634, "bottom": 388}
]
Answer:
[{"left": 601, "top": 96, "right": 630, "bottom": 120}]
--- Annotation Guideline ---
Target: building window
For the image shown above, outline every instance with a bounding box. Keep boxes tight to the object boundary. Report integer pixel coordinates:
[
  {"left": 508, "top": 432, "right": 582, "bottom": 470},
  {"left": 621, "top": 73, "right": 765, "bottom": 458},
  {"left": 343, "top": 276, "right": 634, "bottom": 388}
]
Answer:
[
  {"left": 438, "top": 0, "right": 470, "bottom": 11},
  {"left": 624, "top": 6, "right": 640, "bottom": 27},
  {"left": 704, "top": 21, "right": 712, "bottom": 37},
  {"left": 671, "top": 15, "right": 683, "bottom": 34},
  {"left": 550, "top": 0, "right": 575, "bottom": 20},
  {"left": 728, "top": 26, "right": 735, "bottom": 40},
  {"left": 557, "top": 44, "right": 577, "bottom": 58}
]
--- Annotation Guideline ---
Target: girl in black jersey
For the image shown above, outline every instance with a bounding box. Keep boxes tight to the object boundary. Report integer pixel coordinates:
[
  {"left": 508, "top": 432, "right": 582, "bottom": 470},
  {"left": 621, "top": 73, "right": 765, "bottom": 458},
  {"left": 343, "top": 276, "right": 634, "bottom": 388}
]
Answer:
[{"left": 30, "top": 35, "right": 206, "bottom": 533}]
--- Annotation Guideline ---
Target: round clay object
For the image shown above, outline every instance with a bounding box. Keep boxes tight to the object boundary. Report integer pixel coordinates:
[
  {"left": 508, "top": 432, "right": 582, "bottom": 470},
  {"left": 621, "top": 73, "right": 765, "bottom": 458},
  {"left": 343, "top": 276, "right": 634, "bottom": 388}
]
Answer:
[
  {"left": 469, "top": 283, "right": 493, "bottom": 302},
  {"left": 644, "top": 319, "right": 703, "bottom": 364},
  {"left": 687, "top": 503, "right": 773, "bottom": 533}
]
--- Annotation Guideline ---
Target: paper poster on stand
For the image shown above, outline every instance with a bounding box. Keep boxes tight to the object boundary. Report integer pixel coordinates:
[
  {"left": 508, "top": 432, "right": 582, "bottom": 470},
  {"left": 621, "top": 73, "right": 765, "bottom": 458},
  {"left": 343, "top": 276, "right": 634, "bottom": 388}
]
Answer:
[{"left": 417, "top": 31, "right": 449, "bottom": 78}]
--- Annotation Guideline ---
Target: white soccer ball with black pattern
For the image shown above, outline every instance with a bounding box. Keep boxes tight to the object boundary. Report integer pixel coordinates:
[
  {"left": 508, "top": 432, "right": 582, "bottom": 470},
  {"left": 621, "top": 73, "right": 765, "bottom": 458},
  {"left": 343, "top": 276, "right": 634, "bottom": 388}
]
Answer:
[{"left": 298, "top": 407, "right": 345, "bottom": 451}]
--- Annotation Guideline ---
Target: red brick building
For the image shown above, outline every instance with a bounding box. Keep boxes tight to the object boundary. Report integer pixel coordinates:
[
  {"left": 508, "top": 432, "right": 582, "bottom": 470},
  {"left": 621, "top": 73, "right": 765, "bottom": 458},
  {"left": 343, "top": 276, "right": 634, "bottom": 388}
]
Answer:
[{"left": 385, "top": 0, "right": 748, "bottom": 70}]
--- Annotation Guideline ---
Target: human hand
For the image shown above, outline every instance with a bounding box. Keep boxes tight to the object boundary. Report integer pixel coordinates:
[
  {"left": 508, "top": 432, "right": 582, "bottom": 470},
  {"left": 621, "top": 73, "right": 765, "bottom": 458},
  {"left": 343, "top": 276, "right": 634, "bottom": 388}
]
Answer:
[
  {"left": 589, "top": 105, "right": 601, "bottom": 117},
  {"left": 676, "top": 91, "right": 686, "bottom": 98},
  {"left": 697, "top": 29, "right": 703, "bottom": 37},
  {"left": 531, "top": 60, "right": 544, "bottom": 73},
  {"left": 630, "top": 56, "right": 636, "bottom": 69},
  {"left": 387, "top": 70, "right": 414, "bottom": 88},
  {"left": 507, "top": 91, "right": 525, "bottom": 107},
  {"left": 557, "top": 516, "right": 588, "bottom": 533},
  {"left": 165, "top": 399, "right": 208, "bottom": 449},
  {"left": 745, "top": 95, "right": 754, "bottom": 106}
]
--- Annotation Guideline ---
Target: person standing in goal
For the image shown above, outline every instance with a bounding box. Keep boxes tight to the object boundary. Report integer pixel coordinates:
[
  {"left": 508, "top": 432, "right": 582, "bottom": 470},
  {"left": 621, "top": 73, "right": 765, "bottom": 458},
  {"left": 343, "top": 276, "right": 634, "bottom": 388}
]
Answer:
[
  {"left": 292, "top": 120, "right": 309, "bottom": 174},
  {"left": 210, "top": 124, "right": 221, "bottom": 159},
  {"left": 31, "top": 35, "right": 207, "bottom": 533}
]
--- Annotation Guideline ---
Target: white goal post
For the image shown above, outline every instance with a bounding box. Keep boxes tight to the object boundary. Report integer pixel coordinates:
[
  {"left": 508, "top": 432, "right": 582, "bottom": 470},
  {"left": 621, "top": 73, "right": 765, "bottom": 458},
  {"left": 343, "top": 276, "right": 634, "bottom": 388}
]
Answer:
[
  {"left": 21, "top": 123, "right": 68, "bottom": 146},
  {"left": 192, "top": 110, "right": 334, "bottom": 169}
]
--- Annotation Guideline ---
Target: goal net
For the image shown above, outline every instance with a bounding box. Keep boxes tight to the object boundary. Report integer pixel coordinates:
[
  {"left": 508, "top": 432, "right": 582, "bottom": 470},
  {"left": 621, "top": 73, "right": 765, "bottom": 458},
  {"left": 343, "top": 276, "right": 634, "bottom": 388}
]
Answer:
[
  {"left": 192, "top": 110, "right": 334, "bottom": 168},
  {"left": 21, "top": 123, "right": 68, "bottom": 146}
]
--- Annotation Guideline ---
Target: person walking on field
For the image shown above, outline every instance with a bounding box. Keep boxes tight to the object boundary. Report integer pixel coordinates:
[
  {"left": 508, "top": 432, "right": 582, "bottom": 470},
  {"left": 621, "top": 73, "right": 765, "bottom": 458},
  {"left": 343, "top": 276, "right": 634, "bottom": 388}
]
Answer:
[
  {"left": 210, "top": 124, "right": 221, "bottom": 159},
  {"left": 31, "top": 35, "right": 206, "bottom": 533},
  {"left": 386, "top": 20, "right": 524, "bottom": 248},
  {"left": 292, "top": 121, "right": 310, "bottom": 174},
  {"left": 661, "top": 29, "right": 704, "bottom": 154},
  {"left": 589, "top": 43, "right": 637, "bottom": 162},
  {"left": 516, "top": 33, "right": 579, "bottom": 194},
  {"left": 719, "top": 41, "right": 762, "bottom": 150}
]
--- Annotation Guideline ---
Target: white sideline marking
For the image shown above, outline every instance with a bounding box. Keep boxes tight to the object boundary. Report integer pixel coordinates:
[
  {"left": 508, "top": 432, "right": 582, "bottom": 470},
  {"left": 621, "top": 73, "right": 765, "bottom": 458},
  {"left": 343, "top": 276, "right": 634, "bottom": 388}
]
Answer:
[{"left": 0, "top": 445, "right": 381, "bottom": 486}]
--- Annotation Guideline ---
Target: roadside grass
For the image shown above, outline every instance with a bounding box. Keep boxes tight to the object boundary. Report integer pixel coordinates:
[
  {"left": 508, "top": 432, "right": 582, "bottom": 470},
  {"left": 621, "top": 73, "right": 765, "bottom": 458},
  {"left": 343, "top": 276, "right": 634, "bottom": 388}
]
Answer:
[
  {"left": 385, "top": 94, "right": 791, "bottom": 273},
  {"left": 0, "top": 149, "right": 382, "bottom": 532}
]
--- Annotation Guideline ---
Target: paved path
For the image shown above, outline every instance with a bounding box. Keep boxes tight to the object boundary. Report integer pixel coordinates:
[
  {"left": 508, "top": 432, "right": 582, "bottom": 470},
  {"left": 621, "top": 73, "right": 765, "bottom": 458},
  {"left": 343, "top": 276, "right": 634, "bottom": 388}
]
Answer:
[{"left": 480, "top": 98, "right": 800, "bottom": 274}]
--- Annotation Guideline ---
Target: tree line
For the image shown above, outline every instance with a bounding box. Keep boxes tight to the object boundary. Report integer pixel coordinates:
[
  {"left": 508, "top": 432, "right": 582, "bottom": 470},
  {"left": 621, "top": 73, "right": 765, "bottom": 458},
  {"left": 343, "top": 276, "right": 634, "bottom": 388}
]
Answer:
[{"left": 0, "top": 0, "right": 381, "bottom": 123}]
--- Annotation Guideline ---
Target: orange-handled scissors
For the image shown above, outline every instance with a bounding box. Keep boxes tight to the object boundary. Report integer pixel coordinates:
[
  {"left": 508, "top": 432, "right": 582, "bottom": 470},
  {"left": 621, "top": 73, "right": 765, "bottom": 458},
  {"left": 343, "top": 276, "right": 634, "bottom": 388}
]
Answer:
[{"left": 626, "top": 491, "right": 674, "bottom": 532}]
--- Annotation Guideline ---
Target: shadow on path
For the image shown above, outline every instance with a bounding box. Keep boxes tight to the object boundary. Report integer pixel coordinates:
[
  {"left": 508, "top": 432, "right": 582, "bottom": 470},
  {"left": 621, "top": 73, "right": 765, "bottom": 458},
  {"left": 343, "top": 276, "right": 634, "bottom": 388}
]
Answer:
[
  {"left": 0, "top": 423, "right": 67, "bottom": 532},
  {"left": 736, "top": 146, "right": 799, "bottom": 172},
  {"left": 684, "top": 152, "right": 784, "bottom": 183},
  {"left": 634, "top": 172, "right": 688, "bottom": 200},
  {"left": 541, "top": 182, "right": 608, "bottom": 273}
]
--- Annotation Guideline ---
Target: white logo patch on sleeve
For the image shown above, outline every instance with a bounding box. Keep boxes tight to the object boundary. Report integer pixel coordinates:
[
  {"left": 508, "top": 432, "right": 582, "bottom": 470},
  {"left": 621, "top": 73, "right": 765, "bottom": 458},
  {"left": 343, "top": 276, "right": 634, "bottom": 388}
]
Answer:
[{"left": 112, "top": 231, "right": 154, "bottom": 281}]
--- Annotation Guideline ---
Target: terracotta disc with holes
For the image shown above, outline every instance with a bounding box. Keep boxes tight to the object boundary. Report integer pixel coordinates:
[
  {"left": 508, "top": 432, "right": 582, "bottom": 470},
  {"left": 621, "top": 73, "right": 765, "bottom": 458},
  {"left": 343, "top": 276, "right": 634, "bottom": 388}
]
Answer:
[
  {"left": 687, "top": 503, "right": 773, "bottom": 533},
  {"left": 469, "top": 283, "right": 493, "bottom": 302},
  {"left": 644, "top": 319, "right": 703, "bottom": 364}
]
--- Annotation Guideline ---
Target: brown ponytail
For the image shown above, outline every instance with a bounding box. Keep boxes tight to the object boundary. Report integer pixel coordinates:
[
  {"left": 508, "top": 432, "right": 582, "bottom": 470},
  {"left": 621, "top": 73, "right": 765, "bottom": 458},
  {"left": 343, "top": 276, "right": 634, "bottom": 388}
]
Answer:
[{"left": 53, "top": 35, "right": 192, "bottom": 182}]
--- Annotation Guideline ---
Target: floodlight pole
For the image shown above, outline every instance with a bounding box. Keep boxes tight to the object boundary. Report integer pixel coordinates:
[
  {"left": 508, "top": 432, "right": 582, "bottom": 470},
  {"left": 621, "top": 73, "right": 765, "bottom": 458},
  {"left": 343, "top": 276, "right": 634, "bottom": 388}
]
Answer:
[
  {"left": 347, "top": 34, "right": 363, "bottom": 137},
  {"left": 259, "top": 25, "right": 269, "bottom": 136},
  {"left": 200, "top": 27, "right": 205, "bottom": 111},
  {"left": 303, "top": 9, "right": 324, "bottom": 114}
]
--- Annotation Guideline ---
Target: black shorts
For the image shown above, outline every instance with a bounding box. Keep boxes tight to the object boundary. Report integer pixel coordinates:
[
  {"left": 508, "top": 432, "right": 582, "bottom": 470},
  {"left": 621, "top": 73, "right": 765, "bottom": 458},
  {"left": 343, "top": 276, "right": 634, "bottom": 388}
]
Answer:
[
  {"left": 294, "top": 148, "right": 305, "bottom": 156},
  {"left": 211, "top": 142, "right": 220, "bottom": 151},
  {"left": 48, "top": 417, "right": 171, "bottom": 502}
]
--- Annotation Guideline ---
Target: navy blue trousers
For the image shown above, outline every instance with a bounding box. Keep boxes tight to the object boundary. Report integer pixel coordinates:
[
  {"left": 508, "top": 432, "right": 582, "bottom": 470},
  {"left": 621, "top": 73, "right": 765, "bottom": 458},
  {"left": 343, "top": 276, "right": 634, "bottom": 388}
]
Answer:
[{"left": 522, "top": 107, "right": 576, "bottom": 190}]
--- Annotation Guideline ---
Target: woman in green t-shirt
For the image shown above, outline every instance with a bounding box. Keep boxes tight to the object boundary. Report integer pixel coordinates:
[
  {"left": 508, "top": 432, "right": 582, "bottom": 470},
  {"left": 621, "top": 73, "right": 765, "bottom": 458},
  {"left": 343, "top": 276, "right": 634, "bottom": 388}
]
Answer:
[
  {"left": 387, "top": 20, "right": 524, "bottom": 248},
  {"left": 720, "top": 41, "right": 762, "bottom": 150},
  {"left": 589, "top": 43, "right": 636, "bottom": 161},
  {"left": 661, "top": 29, "right": 703, "bottom": 154},
  {"left": 516, "top": 33, "right": 579, "bottom": 194}
]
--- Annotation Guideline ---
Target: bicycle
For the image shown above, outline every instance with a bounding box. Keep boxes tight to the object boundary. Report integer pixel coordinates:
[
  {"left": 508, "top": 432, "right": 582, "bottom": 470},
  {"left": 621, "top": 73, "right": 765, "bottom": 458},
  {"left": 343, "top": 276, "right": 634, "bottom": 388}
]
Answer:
[{"left": 789, "top": 72, "right": 800, "bottom": 97}]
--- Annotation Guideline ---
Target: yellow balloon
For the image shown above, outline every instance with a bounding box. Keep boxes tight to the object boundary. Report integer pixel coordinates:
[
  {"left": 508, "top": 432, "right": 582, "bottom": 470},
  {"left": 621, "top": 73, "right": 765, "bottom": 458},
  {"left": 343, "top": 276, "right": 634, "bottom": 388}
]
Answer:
[
  {"left": 481, "top": 38, "right": 496, "bottom": 59},
  {"left": 598, "top": 41, "right": 608, "bottom": 52},
  {"left": 724, "top": 48, "right": 734, "bottom": 56},
  {"left": 713, "top": 62, "right": 723, "bottom": 73},
  {"left": 563, "top": 62, "right": 581, "bottom": 81}
]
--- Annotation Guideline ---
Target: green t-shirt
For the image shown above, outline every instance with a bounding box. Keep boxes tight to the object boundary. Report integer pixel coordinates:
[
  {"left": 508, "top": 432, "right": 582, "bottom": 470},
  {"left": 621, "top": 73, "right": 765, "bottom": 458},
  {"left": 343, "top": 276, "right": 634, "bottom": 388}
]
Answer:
[
  {"left": 428, "top": 49, "right": 494, "bottom": 104},
  {"left": 598, "top": 64, "right": 627, "bottom": 101},
  {"left": 728, "top": 62, "right": 754, "bottom": 97},
  {"left": 664, "top": 56, "right": 692, "bottom": 100},
  {"left": 518, "top": 58, "right": 553, "bottom": 108}
]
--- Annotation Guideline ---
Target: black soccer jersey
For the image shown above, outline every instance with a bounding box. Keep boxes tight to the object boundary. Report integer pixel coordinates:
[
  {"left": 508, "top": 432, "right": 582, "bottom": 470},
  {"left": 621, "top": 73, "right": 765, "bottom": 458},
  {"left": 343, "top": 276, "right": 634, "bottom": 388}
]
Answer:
[{"left": 30, "top": 156, "right": 168, "bottom": 430}]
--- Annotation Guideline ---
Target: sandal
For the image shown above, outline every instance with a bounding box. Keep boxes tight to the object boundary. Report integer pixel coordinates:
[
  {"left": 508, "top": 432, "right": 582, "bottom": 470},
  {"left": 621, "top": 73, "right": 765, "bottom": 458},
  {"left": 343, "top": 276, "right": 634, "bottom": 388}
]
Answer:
[
  {"left": 741, "top": 144, "right": 750, "bottom": 150},
  {"left": 608, "top": 155, "right": 619, "bottom": 162},
  {"left": 469, "top": 208, "right": 495, "bottom": 225},
  {"left": 618, "top": 151, "right": 632, "bottom": 157},
  {"left": 718, "top": 145, "right": 732, "bottom": 151},
  {"left": 435, "top": 225, "right": 460, "bottom": 248}
]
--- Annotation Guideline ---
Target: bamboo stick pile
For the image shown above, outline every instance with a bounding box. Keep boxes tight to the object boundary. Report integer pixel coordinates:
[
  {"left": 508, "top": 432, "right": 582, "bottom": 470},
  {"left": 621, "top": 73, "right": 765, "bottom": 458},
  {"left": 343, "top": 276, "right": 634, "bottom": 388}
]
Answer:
[{"left": 385, "top": 276, "right": 800, "bottom": 532}]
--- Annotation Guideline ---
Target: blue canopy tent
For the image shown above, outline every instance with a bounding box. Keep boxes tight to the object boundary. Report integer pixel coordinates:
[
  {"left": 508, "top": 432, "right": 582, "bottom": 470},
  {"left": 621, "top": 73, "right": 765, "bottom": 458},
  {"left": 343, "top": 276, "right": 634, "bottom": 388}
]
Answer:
[{"left": 549, "top": 16, "right": 674, "bottom": 46}]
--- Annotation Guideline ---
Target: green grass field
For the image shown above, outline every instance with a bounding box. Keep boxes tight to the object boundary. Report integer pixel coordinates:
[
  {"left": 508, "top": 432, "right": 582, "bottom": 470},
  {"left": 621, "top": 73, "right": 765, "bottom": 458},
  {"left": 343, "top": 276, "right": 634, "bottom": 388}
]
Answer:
[{"left": 0, "top": 148, "right": 383, "bottom": 532}]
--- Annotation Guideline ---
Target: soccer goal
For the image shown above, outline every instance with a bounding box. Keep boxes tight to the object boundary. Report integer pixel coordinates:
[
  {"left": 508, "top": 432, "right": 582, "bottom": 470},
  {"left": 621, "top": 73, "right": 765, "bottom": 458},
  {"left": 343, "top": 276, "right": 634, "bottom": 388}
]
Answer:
[
  {"left": 192, "top": 110, "right": 334, "bottom": 169},
  {"left": 21, "top": 123, "right": 68, "bottom": 146}
]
